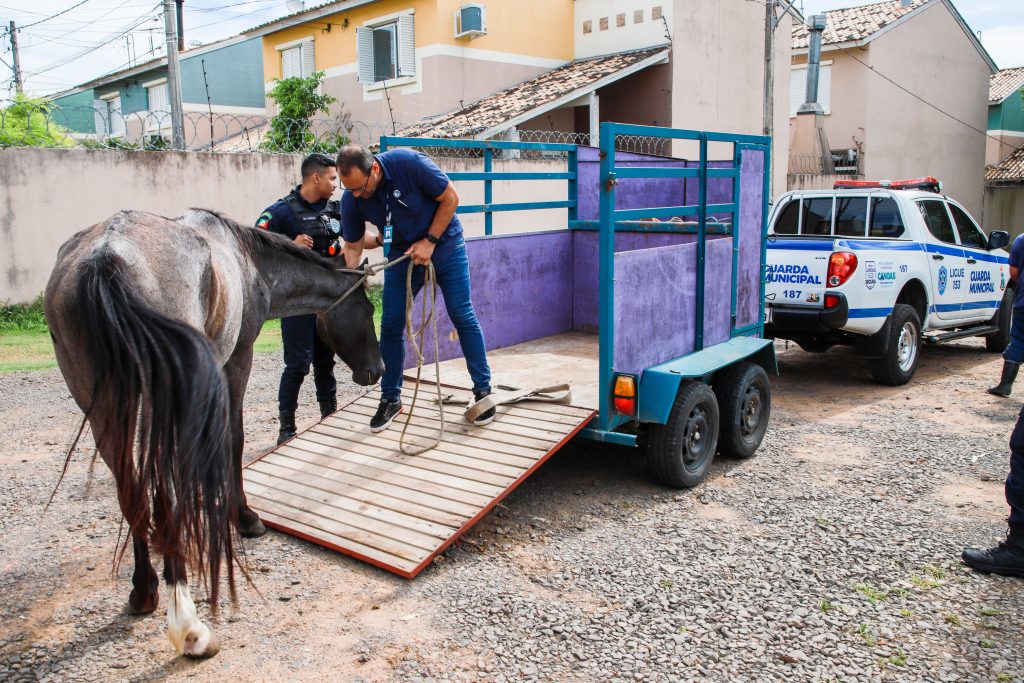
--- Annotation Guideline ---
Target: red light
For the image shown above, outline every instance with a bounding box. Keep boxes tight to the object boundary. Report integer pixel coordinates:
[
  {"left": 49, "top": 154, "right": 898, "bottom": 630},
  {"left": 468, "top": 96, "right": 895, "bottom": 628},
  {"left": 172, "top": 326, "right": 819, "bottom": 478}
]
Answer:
[
  {"left": 890, "top": 176, "right": 941, "bottom": 192},
  {"left": 834, "top": 180, "right": 883, "bottom": 190},
  {"left": 828, "top": 252, "right": 858, "bottom": 287},
  {"left": 825, "top": 294, "right": 840, "bottom": 309},
  {"left": 614, "top": 396, "right": 637, "bottom": 415},
  {"left": 613, "top": 375, "right": 637, "bottom": 416}
]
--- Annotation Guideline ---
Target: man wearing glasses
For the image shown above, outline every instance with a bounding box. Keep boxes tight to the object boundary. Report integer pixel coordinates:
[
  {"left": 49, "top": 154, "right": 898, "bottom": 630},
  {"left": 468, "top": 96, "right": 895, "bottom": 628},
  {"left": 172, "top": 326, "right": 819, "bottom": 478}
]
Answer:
[{"left": 336, "top": 144, "right": 494, "bottom": 432}]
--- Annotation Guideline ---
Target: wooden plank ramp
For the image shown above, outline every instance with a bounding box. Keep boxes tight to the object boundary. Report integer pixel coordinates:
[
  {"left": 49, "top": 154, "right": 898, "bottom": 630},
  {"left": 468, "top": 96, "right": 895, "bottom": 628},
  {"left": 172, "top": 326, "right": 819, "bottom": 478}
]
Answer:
[{"left": 243, "top": 381, "right": 595, "bottom": 578}]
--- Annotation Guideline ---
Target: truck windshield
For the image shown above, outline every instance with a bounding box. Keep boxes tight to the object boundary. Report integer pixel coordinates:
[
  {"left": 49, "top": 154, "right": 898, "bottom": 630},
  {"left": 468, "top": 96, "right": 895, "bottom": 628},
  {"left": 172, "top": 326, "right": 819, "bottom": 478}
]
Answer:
[{"left": 868, "top": 197, "right": 905, "bottom": 238}]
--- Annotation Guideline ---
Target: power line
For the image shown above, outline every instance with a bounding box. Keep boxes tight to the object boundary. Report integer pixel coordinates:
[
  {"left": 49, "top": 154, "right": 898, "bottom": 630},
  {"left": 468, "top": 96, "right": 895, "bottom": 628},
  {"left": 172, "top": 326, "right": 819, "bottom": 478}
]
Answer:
[
  {"left": 834, "top": 43, "right": 1004, "bottom": 147},
  {"left": 19, "top": 0, "right": 93, "bottom": 30}
]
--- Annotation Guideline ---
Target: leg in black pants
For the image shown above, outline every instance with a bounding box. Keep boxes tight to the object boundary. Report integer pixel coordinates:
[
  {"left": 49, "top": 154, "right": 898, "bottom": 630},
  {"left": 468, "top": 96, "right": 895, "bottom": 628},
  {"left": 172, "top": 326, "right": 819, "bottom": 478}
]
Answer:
[{"left": 277, "top": 314, "right": 336, "bottom": 443}]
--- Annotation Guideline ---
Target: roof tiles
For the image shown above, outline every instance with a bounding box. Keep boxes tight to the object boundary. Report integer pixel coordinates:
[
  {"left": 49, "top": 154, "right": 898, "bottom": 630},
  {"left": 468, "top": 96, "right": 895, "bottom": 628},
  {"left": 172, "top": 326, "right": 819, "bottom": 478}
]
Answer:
[
  {"left": 990, "top": 67, "right": 1024, "bottom": 104},
  {"left": 396, "top": 47, "right": 668, "bottom": 139},
  {"left": 792, "top": 0, "right": 929, "bottom": 49},
  {"left": 987, "top": 144, "right": 1024, "bottom": 184}
]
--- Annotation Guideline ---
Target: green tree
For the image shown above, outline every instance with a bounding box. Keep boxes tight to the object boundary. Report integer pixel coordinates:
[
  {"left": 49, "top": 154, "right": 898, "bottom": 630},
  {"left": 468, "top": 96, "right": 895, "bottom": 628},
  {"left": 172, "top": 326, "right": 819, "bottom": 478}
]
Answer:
[
  {"left": 0, "top": 94, "right": 75, "bottom": 148},
  {"left": 262, "top": 71, "right": 339, "bottom": 153}
]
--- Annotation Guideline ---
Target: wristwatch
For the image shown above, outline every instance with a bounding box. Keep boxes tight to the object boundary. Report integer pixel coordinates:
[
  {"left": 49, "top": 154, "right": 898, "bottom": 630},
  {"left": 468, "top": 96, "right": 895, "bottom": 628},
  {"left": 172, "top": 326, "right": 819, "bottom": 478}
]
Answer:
[{"left": 425, "top": 233, "right": 440, "bottom": 245}]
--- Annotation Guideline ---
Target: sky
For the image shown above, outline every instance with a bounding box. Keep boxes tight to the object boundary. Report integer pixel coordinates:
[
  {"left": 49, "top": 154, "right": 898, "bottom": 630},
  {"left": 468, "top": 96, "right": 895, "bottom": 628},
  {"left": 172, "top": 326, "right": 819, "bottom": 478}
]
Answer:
[{"left": 0, "top": 0, "right": 1022, "bottom": 101}]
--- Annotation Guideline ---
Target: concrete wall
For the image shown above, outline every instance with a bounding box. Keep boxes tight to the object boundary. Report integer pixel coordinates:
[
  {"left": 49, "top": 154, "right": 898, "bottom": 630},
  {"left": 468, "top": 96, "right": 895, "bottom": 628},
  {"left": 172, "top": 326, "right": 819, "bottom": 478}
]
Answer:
[
  {"left": 670, "top": 0, "right": 792, "bottom": 200},
  {"left": 790, "top": 49, "right": 869, "bottom": 158},
  {"left": 862, "top": 2, "right": 990, "bottom": 217},
  {"left": 987, "top": 132, "right": 1024, "bottom": 167},
  {"left": 984, "top": 186, "right": 1024, "bottom": 239},
  {"left": 0, "top": 148, "right": 571, "bottom": 303}
]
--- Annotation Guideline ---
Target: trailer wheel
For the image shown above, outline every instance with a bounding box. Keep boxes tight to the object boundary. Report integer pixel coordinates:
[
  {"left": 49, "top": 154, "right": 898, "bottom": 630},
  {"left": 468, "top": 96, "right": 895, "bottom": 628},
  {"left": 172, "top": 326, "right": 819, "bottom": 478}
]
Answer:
[
  {"left": 985, "top": 287, "right": 1013, "bottom": 353},
  {"left": 868, "top": 304, "right": 920, "bottom": 386},
  {"left": 713, "top": 362, "right": 771, "bottom": 459},
  {"left": 647, "top": 381, "right": 720, "bottom": 488}
]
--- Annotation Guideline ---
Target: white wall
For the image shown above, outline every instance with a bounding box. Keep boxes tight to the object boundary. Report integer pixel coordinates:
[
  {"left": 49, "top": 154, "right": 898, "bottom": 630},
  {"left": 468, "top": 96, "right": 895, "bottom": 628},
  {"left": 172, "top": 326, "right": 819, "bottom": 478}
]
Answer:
[{"left": 573, "top": 0, "right": 673, "bottom": 59}]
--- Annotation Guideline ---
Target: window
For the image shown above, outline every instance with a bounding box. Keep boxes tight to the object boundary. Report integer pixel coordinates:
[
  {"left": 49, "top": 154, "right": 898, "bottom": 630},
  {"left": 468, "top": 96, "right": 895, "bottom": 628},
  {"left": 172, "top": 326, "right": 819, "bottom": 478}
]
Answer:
[
  {"left": 773, "top": 199, "right": 800, "bottom": 235},
  {"left": 835, "top": 197, "right": 867, "bottom": 237},
  {"left": 869, "top": 197, "right": 905, "bottom": 238},
  {"left": 357, "top": 14, "right": 415, "bottom": 84},
  {"left": 789, "top": 63, "right": 832, "bottom": 116},
  {"left": 147, "top": 81, "right": 168, "bottom": 112},
  {"left": 949, "top": 204, "right": 987, "bottom": 249},
  {"left": 281, "top": 41, "right": 315, "bottom": 79},
  {"left": 801, "top": 197, "right": 834, "bottom": 235},
  {"left": 918, "top": 200, "right": 956, "bottom": 244},
  {"left": 94, "top": 94, "right": 124, "bottom": 136}
]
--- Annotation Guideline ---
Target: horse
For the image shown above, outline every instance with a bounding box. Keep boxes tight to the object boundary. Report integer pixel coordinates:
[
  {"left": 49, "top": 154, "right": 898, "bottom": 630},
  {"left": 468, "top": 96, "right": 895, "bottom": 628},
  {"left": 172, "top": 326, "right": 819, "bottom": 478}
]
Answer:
[{"left": 44, "top": 208, "right": 383, "bottom": 658}]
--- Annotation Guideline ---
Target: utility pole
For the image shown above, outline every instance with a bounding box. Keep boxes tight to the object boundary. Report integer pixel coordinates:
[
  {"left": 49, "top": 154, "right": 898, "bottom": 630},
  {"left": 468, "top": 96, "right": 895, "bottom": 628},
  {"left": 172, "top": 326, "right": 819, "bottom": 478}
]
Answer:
[
  {"left": 162, "top": 0, "right": 185, "bottom": 149},
  {"left": 9, "top": 21, "right": 22, "bottom": 94},
  {"left": 762, "top": 1, "right": 774, "bottom": 138},
  {"left": 175, "top": 0, "right": 184, "bottom": 52}
]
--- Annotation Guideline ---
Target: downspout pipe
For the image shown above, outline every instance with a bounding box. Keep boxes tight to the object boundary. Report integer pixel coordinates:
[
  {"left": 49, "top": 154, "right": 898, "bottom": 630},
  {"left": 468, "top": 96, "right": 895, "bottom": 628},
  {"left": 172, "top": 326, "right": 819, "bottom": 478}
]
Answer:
[
  {"left": 175, "top": 0, "right": 184, "bottom": 52},
  {"left": 797, "top": 14, "right": 827, "bottom": 115}
]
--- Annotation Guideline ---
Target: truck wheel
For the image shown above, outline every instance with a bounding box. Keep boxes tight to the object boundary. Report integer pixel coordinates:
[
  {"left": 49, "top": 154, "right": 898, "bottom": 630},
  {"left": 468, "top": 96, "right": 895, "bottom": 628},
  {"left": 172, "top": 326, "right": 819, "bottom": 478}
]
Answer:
[
  {"left": 985, "top": 287, "right": 1013, "bottom": 353},
  {"left": 647, "top": 381, "right": 720, "bottom": 488},
  {"left": 713, "top": 362, "right": 771, "bottom": 458},
  {"left": 868, "top": 303, "right": 921, "bottom": 386}
]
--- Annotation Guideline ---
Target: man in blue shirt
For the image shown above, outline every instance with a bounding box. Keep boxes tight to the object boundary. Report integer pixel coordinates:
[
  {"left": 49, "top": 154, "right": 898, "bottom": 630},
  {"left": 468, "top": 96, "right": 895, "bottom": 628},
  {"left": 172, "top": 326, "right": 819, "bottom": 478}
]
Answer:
[
  {"left": 965, "top": 233, "right": 1024, "bottom": 577},
  {"left": 337, "top": 145, "right": 494, "bottom": 432},
  {"left": 256, "top": 153, "right": 345, "bottom": 444}
]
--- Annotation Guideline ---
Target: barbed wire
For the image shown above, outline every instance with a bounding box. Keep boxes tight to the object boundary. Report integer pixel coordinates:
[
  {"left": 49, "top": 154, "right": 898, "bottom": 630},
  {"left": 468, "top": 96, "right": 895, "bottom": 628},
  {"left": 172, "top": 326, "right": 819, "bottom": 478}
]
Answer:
[
  {"left": 789, "top": 152, "right": 860, "bottom": 177},
  {"left": 0, "top": 103, "right": 676, "bottom": 158}
]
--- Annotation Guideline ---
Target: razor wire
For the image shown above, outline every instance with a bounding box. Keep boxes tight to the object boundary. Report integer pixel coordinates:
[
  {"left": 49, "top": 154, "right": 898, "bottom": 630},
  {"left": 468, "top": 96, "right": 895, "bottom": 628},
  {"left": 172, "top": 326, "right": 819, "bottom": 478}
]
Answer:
[{"left": 1, "top": 103, "right": 675, "bottom": 159}]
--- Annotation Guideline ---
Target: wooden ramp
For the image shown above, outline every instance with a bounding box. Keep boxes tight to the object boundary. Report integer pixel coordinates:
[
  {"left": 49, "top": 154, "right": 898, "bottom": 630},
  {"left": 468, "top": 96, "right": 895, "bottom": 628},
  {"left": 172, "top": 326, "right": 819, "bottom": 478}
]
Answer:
[{"left": 243, "top": 382, "right": 594, "bottom": 578}]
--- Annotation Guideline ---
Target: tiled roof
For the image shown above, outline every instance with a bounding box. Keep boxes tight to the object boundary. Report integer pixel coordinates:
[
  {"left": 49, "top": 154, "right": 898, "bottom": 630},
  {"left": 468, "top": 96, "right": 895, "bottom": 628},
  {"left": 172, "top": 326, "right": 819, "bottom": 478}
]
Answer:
[
  {"left": 395, "top": 47, "right": 668, "bottom": 139},
  {"left": 244, "top": 0, "right": 344, "bottom": 32},
  {"left": 990, "top": 67, "right": 1024, "bottom": 104},
  {"left": 792, "top": 0, "right": 930, "bottom": 49},
  {"left": 986, "top": 145, "right": 1024, "bottom": 184}
]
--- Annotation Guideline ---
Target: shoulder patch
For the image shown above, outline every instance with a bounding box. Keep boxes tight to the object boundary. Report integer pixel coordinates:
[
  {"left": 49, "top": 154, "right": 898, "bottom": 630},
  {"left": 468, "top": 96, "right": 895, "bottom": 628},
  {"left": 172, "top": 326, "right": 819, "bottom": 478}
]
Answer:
[{"left": 256, "top": 211, "right": 272, "bottom": 230}]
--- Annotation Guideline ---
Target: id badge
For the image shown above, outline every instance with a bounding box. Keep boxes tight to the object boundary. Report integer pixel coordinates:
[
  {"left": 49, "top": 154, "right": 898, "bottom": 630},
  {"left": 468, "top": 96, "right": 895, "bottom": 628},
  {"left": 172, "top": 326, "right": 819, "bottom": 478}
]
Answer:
[{"left": 383, "top": 223, "right": 393, "bottom": 257}]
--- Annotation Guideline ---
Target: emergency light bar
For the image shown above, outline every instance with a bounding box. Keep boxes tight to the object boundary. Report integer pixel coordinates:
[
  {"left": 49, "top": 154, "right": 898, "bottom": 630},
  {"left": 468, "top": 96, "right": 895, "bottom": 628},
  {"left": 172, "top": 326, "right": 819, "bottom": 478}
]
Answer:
[{"left": 834, "top": 176, "right": 942, "bottom": 193}]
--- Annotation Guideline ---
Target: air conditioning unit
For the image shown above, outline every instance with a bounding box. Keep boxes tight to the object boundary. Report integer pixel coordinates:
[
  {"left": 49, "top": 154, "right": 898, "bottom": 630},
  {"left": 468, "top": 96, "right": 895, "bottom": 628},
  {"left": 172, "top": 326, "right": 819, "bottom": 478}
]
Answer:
[{"left": 454, "top": 4, "right": 486, "bottom": 39}]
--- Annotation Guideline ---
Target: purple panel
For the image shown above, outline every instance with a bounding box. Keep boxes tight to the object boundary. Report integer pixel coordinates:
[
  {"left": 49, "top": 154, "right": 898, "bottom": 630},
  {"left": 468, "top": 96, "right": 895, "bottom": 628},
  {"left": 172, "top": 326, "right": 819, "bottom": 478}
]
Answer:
[
  {"left": 403, "top": 232, "right": 573, "bottom": 368},
  {"left": 571, "top": 230, "right": 697, "bottom": 334},
  {"left": 736, "top": 150, "right": 765, "bottom": 329},
  {"left": 576, "top": 146, "right": 689, "bottom": 222},
  {"left": 703, "top": 237, "right": 734, "bottom": 347},
  {"left": 682, "top": 160, "right": 735, "bottom": 222},
  {"left": 612, "top": 243, "right": 697, "bottom": 374}
]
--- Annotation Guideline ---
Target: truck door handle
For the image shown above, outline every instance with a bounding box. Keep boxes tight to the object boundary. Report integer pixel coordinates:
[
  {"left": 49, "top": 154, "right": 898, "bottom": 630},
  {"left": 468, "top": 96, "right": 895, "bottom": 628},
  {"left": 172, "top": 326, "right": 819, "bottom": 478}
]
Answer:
[
  {"left": 932, "top": 254, "right": 944, "bottom": 261},
  {"left": 966, "top": 258, "right": 977, "bottom": 264}
]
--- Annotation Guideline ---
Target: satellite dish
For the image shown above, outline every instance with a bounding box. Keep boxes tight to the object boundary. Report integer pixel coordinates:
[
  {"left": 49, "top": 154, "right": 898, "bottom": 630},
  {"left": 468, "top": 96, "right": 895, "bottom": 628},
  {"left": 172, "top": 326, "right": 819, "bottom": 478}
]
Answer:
[{"left": 285, "top": 0, "right": 305, "bottom": 13}]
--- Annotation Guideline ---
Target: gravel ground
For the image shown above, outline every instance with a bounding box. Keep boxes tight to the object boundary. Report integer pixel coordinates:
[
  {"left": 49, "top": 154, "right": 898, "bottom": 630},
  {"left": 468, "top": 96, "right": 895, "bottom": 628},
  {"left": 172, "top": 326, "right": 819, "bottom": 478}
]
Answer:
[{"left": 0, "top": 339, "right": 1022, "bottom": 682}]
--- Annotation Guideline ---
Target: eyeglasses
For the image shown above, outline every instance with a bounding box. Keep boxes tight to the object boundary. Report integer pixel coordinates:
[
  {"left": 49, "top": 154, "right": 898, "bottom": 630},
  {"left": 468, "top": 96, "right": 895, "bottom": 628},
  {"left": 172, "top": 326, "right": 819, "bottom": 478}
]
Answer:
[{"left": 350, "top": 160, "right": 375, "bottom": 197}]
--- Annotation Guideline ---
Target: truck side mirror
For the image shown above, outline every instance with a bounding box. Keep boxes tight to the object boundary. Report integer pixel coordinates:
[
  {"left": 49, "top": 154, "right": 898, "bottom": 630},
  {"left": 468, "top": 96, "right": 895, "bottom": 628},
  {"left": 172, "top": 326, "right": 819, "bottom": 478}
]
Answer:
[{"left": 988, "top": 230, "right": 1010, "bottom": 251}]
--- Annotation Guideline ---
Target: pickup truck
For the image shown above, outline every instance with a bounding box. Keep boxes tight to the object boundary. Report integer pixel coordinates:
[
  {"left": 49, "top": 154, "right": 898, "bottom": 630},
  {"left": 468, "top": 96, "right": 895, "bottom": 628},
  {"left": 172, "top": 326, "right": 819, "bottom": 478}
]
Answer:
[{"left": 764, "top": 177, "right": 1013, "bottom": 385}]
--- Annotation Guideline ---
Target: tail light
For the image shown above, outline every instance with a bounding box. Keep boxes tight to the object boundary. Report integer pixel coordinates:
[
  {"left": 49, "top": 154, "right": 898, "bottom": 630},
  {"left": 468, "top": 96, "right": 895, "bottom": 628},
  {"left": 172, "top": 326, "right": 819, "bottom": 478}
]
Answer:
[
  {"left": 613, "top": 374, "right": 637, "bottom": 416},
  {"left": 828, "top": 252, "right": 858, "bottom": 287},
  {"left": 825, "top": 294, "right": 840, "bottom": 309}
]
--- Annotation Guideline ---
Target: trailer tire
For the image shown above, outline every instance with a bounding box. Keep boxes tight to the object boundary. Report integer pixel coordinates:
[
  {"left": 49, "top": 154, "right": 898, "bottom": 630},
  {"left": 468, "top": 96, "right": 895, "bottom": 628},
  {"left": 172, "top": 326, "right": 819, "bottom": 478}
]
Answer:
[
  {"left": 985, "top": 287, "right": 1013, "bottom": 353},
  {"left": 647, "top": 381, "right": 719, "bottom": 488},
  {"left": 713, "top": 362, "right": 771, "bottom": 459},
  {"left": 868, "top": 303, "right": 920, "bottom": 386}
]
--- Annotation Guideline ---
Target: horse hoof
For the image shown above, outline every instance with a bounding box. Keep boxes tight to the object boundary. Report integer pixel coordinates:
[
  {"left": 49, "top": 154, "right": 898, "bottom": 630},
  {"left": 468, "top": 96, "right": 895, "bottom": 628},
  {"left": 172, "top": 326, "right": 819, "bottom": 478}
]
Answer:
[
  {"left": 237, "top": 515, "right": 267, "bottom": 538},
  {"left": 126, "top": 590, "right": 159, "bottom": 616},
  {"left": 183, "top": 633, "right": 220, "bottom": 659}
]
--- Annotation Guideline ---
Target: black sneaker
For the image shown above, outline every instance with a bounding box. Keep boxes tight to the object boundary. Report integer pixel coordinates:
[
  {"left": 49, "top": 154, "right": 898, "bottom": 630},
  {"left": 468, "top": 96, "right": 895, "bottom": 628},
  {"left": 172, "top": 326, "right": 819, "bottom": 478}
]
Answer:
[
  {"left": 370, "top": 398, "right": 402, "bottom": 433},
  {"left": 962, "top": 540, "right": 1024, "bottom": 578},
  {"left": 472, "top": 391, "right": 496, "bottom": 426}
]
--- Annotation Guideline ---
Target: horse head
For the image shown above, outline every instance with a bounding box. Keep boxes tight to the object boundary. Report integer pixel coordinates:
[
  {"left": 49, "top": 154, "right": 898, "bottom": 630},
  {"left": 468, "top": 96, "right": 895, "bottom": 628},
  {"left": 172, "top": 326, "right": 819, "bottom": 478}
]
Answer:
[{"left": 316, "top": 262, "right": 383, "bottom": 386}]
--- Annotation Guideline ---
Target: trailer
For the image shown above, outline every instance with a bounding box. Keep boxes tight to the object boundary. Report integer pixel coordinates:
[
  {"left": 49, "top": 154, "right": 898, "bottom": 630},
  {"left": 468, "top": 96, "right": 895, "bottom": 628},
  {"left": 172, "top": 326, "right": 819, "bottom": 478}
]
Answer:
[{"left": 243, "top": 123, "right": 775, "bottom": 578}]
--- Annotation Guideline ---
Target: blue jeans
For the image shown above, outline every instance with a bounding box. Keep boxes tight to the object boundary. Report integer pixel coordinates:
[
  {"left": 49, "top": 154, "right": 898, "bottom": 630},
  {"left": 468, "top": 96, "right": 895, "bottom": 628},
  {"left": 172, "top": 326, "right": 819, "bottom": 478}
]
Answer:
[
  {"left": 380, "top": 236, "right": 491, "bottom": 401},
  {"left": 1003, "top": 307, "right": 1024, "bottom": 363},
  {"left": 278, "top": 314, "right": 336, "bottom": 412}
]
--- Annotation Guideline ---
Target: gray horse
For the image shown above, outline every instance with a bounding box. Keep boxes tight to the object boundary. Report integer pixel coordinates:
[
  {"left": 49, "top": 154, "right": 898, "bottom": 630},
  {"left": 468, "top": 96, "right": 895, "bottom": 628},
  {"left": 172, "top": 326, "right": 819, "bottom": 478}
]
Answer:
[{"left": 44, "top": 208, "right": 382, "bottom": 657}]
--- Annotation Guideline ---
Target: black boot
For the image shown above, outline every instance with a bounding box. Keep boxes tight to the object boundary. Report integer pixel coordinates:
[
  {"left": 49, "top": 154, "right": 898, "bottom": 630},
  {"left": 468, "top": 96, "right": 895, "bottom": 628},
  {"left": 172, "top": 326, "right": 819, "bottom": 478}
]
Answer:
[
  {"left": 277, "top": 410, "right": 297, "bottom": 445},
  {"left": 962, "top": 524, "right": 1024, "bottom": 578},
  {"left": 987, "top": 360, "right": 1020, "bottom": 397},
  {"left": 319, "top": 398, "right": 337, "bottom": 420}
]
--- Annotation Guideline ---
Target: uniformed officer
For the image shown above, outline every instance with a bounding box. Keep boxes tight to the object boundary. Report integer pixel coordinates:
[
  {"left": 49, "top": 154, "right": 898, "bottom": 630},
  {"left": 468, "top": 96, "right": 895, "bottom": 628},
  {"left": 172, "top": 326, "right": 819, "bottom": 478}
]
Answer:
[
  {"left": 336, "top": 144, "right": 495, "bottom": 432},
  {"left": 962, "top": 405, "right": 1024, "bottom": 578},
  {"left": 256, "top": 153, "right": 344, "bottom": 444},
  {"left": 988, "top": 232, "right": 1024, "bottom": 397}
]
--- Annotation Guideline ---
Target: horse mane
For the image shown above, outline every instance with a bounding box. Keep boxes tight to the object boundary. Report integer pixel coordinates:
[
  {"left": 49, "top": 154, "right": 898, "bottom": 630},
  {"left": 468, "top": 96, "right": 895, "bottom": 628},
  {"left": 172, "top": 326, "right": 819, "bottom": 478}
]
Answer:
[{"left": 188, "top": 208, "right": 340, "bottom": 272}]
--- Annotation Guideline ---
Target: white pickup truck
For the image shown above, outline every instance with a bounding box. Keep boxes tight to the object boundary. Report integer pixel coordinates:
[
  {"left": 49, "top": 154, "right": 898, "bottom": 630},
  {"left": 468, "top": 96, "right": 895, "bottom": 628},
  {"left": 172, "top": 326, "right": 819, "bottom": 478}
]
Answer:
[{"left": 764, "top": 177, "right": 1013, "bottom": 385}]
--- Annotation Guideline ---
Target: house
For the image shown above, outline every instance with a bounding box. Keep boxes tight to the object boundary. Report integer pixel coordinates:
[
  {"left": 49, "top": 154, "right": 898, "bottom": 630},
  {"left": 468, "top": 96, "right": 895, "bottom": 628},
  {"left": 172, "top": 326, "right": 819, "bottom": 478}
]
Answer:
[
  {"left": 988, "top": 67, "right": 1024, "bottom": 166},
  {"left": 255, "top": 0, "right": 794, "bottom": 197},
  {"left": 788, "top": 0, "right": 995, "bottom": 217},
  {"left": 984, "top": 145, "right": 1024, "bottom": 238},
  {"left": 50, "top": 35, "right": 266, "bottom": 148}
]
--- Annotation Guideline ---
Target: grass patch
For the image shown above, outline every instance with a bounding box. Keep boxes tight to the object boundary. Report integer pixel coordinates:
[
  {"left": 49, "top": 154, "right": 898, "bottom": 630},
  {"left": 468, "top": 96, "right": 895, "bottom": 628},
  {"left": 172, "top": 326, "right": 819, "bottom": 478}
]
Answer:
[
  {"left": 980, "top": 606, "right": 1002, "bottom": 617},
  {"left": 888, "top": 647, "right": 907, "bottom": 667},
  {"left": 0, "top": 296, "right": 48, "bottom": 333},
  {"left": 944, "top": 613, "right": 962, "bottom": 627},
  {"left": 854, "top": 582, "right": 888, "bottom": 603},
  {"left": 0, "top": 331, "right": 56, "bottom": 373},
  {"left": 817, "top": 598, "right": 835, "bottom": 613}
]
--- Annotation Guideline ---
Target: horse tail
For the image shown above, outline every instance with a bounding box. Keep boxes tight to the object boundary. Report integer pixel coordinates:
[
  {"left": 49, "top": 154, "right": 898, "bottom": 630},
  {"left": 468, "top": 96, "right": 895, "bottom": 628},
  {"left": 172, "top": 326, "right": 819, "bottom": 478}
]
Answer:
[{"left": 78, "top": 250, "right": 237, "bottom": 608}]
